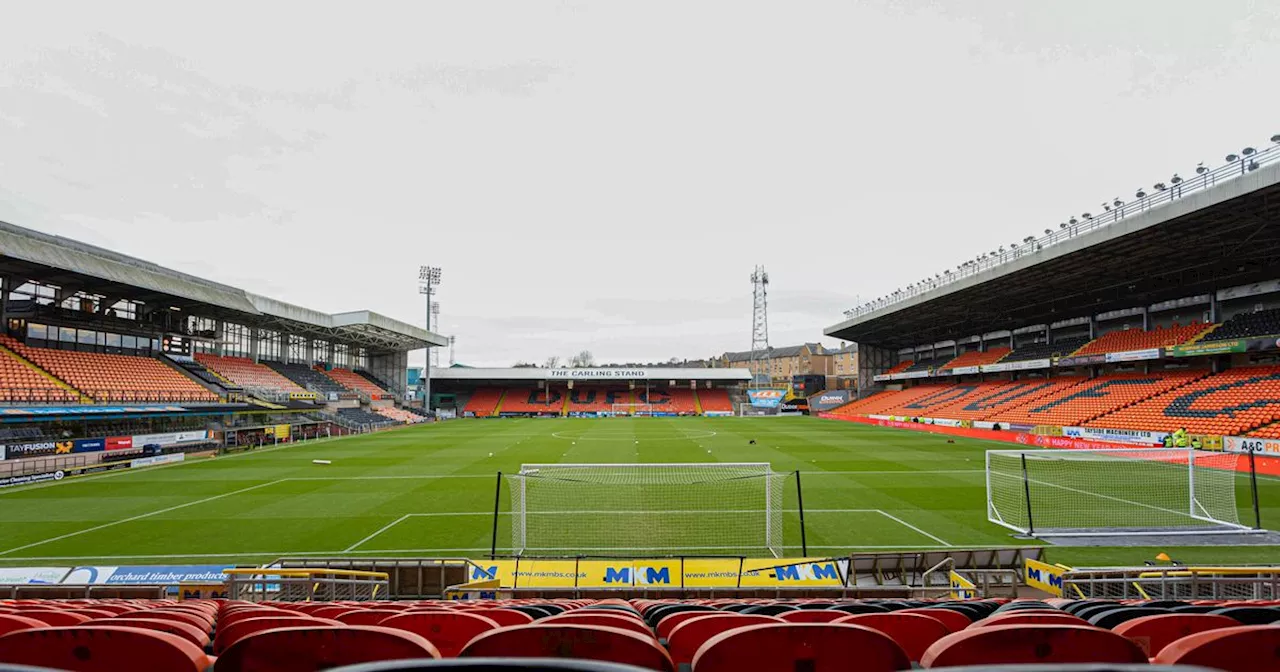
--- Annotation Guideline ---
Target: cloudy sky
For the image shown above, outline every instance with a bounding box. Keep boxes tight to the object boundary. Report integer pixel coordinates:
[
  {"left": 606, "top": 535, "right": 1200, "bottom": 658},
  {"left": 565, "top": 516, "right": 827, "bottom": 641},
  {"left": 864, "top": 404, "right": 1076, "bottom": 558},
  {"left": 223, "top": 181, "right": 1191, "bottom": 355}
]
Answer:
[{"left": 2, "top": 1, "right": 1277, "bottom": 367}]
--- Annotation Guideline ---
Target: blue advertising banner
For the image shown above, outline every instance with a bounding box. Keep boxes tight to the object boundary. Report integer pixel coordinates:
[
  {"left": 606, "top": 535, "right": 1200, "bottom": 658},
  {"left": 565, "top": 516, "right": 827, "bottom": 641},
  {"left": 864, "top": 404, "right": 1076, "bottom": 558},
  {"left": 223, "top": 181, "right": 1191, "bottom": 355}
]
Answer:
[
  {"left": 63, "top": 565, "right": 232, "bottom": 585},
  {"left": 72, "top": 438, "right": 105, "bottom": 453},
  {"left": 0, "top": 405, "right": 187, "bottom": 417},
  {"left": 747, "top": 389, "right": 784, "bottom": 408}
]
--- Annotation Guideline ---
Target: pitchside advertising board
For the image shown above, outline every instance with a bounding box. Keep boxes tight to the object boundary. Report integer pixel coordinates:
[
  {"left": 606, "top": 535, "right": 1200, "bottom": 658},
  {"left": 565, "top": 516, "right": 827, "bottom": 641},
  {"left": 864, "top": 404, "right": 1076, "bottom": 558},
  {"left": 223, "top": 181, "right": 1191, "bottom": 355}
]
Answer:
[
  {"left": 0, "top": 431, "right": 205, "bottom": 462},
  {"left": 1061, "top": 426, "right": 1169, "bottom": 447},
  {"left": 0, "top": 470, "right": 64, "bottom": 489},
  {"left": 747, "top": 389, "right": 784, "bottom": 408},
  {"left": 809, "top": 390, "right": 853, "bottom": 412},
  {"left": 1224, "top": 436, "right": 1280, "bottom": 456},
  {"left": 466, "top": 558, "right": 847, "bottom": 589},
  {"left": 63, "top": 565, "right": 232, "bottom": 585}
]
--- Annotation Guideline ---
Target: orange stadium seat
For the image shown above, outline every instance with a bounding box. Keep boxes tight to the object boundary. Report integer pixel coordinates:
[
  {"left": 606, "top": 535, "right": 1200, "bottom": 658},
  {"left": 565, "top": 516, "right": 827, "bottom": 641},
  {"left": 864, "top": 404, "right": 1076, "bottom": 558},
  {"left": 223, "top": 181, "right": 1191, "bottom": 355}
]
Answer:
[
  {"left": 919, "top": 379, "right": 1084, "bottom": 422},
  {"left": 990, "top": 371, "right": 1203, "bottom": 428},
  {"left": 0, "top": 343, "right": 79, "bottom": 403},
  {"left": 463, "top": 387, "right": 505, "bottom": 417},
  {"left": 0, "top": 335, "right": 218, "bottom": 404},
  {"left": 1072, "top": 323, "right": 1211, "bottom": 356},
  {"left": 694, "top": 389, "right": 733, "bottom": 414},
  {"left": 374, "top": 406, "right": 425, "bottom": 424},
  {"left": 940, "top": 346, "right": 1011, "bottom": 370},
  {"left": 881, "top": 361, "right": 914, "bottom": 375},
  {"left": 1089, "top": 365, "right": 1280, "bottom": 437},
  {"left": 327, "top": 367, "right": 390, "bottom": 399},
  {"left": 195, "top": 353, "right": 308, "bottom": 396}
]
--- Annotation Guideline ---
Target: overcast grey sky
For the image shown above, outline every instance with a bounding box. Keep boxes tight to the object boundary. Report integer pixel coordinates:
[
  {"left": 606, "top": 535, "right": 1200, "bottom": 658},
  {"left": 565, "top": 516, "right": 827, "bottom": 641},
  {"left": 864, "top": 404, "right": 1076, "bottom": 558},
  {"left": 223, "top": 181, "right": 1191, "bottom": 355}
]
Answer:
[{"left": 2, "top": 1, "right": 1277, "bottom": 367}]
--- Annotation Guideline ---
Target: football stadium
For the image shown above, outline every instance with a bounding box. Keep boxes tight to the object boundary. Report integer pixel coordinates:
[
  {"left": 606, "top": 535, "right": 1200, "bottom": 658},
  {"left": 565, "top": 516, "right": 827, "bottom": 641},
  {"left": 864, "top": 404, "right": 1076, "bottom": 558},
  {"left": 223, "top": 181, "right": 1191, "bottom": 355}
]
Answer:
[{"left": 5, "top": 8, "right": 1280, "bottom": 672}]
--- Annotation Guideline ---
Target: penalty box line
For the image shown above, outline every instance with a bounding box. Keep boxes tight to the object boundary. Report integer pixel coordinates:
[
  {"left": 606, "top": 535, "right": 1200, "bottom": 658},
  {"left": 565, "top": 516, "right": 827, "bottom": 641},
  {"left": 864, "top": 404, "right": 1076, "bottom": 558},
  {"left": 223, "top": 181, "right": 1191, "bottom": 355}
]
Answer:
[{"left": 341, "top": 508, "right": 952, "bottom": 552}]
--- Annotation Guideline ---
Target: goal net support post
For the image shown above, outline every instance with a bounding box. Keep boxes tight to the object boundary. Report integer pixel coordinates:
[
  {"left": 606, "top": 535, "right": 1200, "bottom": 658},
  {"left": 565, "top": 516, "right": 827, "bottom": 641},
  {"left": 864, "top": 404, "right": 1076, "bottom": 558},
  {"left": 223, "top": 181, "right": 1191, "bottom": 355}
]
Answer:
[
  {"left": 494, "top": 463, "right": 805, "bottom": 558},
  {"left": 986, "top": 448, "right": 1263, "bottom": 537}
]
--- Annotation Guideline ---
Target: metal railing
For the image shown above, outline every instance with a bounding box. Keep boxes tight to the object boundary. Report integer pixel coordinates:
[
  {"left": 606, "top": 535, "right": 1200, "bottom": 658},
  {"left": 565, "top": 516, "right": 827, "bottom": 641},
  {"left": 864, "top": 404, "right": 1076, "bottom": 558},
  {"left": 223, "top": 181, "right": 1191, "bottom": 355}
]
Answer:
[
  {"left": 1063, "top": 566, "right": 1280, "bottom": 600},
  {"left": 841, "top": 144, "right": 1280, "bottom": 321},
  {"left": 223, "top": 568, "right": 390, "bottom": 602}
]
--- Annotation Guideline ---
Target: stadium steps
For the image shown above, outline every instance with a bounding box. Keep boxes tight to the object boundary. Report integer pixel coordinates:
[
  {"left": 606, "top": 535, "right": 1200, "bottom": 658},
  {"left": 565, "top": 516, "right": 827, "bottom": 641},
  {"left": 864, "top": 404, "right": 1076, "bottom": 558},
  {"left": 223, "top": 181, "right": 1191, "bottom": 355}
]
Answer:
[
  {"left": 693, "top": 390, "right": 705, "bottom": 414},
  {"left": 155, "top": 354, "right": 226, "bottom": 402},
  {"left": 1184, "top": 322, "right": 1223, "bottom": 345},
  {"left": 0, "top": 342, "right": 90, "bottom": 403},
  {"left": 560, "top": 390, "right": 570, "bottom": 416},
  {"left": 491, "top": 388, "right": 508, "bottom": 415}
]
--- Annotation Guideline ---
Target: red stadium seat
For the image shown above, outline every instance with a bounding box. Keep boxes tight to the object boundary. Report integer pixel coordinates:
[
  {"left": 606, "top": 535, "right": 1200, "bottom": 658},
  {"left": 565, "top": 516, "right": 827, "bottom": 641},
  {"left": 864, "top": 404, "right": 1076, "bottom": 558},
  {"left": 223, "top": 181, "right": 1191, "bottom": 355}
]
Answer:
[
  {"left": 836, "top": 612, "right": 953, "bottom": 662},
  {"left": 541, "top": 612, "right": 656, "bottom": 637},
  {"left": 654, "top": 610, "right": 720, "bottom": 641},
  {"left": 778, "top": 610, "right": 850, "bottom": 623},
  {"left": 377, "top": 611, "right": 500, "bottom": 657},
  {"left": 90, "top": 617, "right": 210, "bottom": 649},
  {"left": 336, "top": 609, "right": 409, "bottom": 626},
  {"left": 461, "top": 624, "right": 674, "bottom": 671},
  {"left": 0, "top": 615, "right": 47, "bottom": 637},
  {"left": 13, "top": 610, "right": 91, "bottom": 627},
  {"left": 216, "top": 625, "right": 440, "bottom": 672},
  {"left": 464, "top": 608, "right": 536, "bottom": 628},
  {"left": 896, "top": 608, "right": 972, "bottom": 632},
  {"left": 1111, "top": 613, "right": 1239, "bottom": 658},
  {"left": 665, "top": 614, "right": 783, "bottom": 666},
  {"left": 1153, "top": 624, "right": 1280, "bottom": 670},
  {"left": 969, "top": 611, "right": 1090, "bottom": 628},
  {"left": 691, "top": 623, "right": 910, "bottom": 672},
  {"left": 921, "top": 624, "right": 1147, "bottom": 668},
  {"left": 214, "top": 616, "right": 341, "bottom": 654},
  {"left": 0, "top": 625, "right": 212, "bottom": 672}
]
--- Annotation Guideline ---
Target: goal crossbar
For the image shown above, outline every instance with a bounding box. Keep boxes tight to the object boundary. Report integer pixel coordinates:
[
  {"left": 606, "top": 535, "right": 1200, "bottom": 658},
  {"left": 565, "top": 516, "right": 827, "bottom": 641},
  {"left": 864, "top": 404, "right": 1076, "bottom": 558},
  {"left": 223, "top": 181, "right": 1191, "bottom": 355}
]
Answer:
[{"left": 986, "top": 448, "right": 1262, "bottom": 537}]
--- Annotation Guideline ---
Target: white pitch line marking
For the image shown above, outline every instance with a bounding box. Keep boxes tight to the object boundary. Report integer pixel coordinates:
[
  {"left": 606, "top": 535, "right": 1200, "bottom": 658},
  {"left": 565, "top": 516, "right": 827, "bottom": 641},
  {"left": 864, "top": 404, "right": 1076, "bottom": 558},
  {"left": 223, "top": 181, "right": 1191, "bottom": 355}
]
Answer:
[
  {"left": 875, "top": 510, "right": 952, "bottom": 546},
  {"left": 0, "top": 479, "right": 287, "bottom": 556},
  {"left": 344, "top": 514, "right": 412, "bottom": 552}
]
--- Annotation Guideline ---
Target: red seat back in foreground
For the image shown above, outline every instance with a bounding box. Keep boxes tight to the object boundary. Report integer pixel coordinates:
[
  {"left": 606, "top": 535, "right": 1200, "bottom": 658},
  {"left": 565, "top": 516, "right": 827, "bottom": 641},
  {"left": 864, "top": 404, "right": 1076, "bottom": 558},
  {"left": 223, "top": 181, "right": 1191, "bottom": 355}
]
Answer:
[
  {"left": 461, "top": 624, "right": 674, "bottom": 672},
  {"left": 692, "top": 623, "right": 910, "bottom": 672},
  {"left": 464, "top": 608, "right": 536, "bottom": 628},
  {"left": 1154, "top": 624, "right": 1280, "bottom": 671},
  {"left": 666, "top": 614, "right": 781, "bottom": 666},
  {"left": 0, "top": 615, "right": 47, "bottom": 637},
  {"left": 1111, "top": 613, "right": 1239, "bottom": 657},
  {"left": 378, "top": 611, "right": 500, "bottom": 657},
  {"left": 90, "top": 617, "right": 210, "bottom": 650},
  {"left": 216, "top": 625, "right": 440, "bottom": 672},
  {"left": 836, "top": 612, "right": 953, "bottom": 662},
  {"left": 921, "top": 624, "right": 1147, "bottom": 668},
  {"left": 0, "top": 625, "right": 212, "bottom": 672},
  {"left": 214, "top": 616, "right": 342, "bottom": 654}
]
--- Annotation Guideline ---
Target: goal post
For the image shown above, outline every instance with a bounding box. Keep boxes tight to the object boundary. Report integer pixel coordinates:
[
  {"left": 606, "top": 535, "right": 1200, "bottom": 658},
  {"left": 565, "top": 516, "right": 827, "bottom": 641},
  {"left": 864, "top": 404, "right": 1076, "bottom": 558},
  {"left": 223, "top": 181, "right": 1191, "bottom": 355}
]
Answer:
[
  {"left": 986, "top": 448, "right": 1261, "bottom": 537},
  {"left": 738, "top": 403, "right": 780, "bottom": 417},
  {"left": 497, "top": 463, "right": 803, "bottom": 558}
]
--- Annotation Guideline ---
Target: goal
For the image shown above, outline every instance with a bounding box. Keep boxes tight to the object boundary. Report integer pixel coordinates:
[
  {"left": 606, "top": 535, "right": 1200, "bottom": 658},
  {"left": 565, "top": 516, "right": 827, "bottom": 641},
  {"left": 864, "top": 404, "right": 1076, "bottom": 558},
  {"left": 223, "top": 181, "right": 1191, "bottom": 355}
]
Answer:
[
  {"left": 737, "top": 404, "right": 780, "bottom": 417},
  {"left": 610, "top": 403, "right": 655, "bottom": 417},
  {"left": 498, "top": 463, "right": 803, "bottom": 557},
  {"left": 986, "top": 448, "right": 1261, "bottom": 537}
]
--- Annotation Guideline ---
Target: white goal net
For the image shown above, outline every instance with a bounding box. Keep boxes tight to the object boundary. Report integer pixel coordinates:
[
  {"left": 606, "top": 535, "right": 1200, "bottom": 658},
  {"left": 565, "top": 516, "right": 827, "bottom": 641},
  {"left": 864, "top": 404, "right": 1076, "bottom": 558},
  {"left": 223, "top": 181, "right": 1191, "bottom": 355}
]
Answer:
[
  {"left": 609, "top": 403, "right": 655, "bottom": 416},
  {"left": 987, "top": 448, "right": 1255, "bottom": 536},
  {"left": 505, "top": 463, "right": 792, "bottom": 557}
]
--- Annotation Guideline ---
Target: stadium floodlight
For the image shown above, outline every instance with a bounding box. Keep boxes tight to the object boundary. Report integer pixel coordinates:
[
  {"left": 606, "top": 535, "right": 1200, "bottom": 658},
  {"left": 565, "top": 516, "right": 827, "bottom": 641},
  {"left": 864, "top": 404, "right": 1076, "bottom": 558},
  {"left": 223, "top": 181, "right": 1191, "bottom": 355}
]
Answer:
[
  {"left": 1170, "top": 173, "right": 1182, "bottom": 185},
  {"left": 418, "top": 266, "right": 442, "bottom": 284},
  {"left": 986, "top": 448, "right": 1262, "bottom": 537},
  {"left": 1113, "top": 197, "right": 1123, "bottom": 207},
  {"left": 1196, "top": 162, "right": 1208, "bottom": 175},
  {"left": 1226, "top": 154, "right": 1239, "bottom": 162},
  {"left": 500, "top": 463, "right": 804, "bottom": 558},
  {"left": 1069, "top": 217, "right": 1078, "bottom": 225},
  {"left": 1135, "top": 188, "right": 1146, "bottom": 198},
  {"left": 1154, "top": 183, "right": 1167, "bottom": 191},
  {"left": 1242, "top": 146, "right": 1256, "bottom": 156}
]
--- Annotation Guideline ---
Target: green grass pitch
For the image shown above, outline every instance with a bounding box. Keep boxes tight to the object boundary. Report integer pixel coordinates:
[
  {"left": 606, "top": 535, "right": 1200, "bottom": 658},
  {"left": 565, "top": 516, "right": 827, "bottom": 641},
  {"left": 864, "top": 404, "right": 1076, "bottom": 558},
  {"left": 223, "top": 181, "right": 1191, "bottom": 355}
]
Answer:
[{"left": 0, "top": 417, "right": 1276, "bottom": 567}]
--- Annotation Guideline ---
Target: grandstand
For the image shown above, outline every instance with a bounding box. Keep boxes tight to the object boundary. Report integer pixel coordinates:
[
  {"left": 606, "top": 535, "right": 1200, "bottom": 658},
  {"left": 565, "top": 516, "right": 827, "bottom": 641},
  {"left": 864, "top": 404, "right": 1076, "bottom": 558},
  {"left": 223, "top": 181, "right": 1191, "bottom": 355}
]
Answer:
[
  {"left": 824, "top": 142, "right": 1280, "bottom": 450},
  {"left": 0, "top": 220, "right": 444, "bottom": 443},
  {"left": 433, "top": 367, "right": 750, "bottom": 417}
]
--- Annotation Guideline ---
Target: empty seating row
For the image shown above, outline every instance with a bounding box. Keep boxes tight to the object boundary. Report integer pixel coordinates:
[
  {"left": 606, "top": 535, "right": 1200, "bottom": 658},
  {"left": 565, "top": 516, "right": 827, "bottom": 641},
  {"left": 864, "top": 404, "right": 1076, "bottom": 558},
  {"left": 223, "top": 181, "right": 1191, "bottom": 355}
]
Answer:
[
  {"left": 0, "top": 346, "right": 78, "bottom": 403},
  {"left": 694, "top": 389, "right": 732, "bottom": 413},
  {"left": 1001, "top": 336, "right": 1092, "bottom": 363},
  {"left": 1, "top": 335, "right": 218, "bottom": 403},
  {"left": 940, "top": 347, "right": 1011, "bottom": 370},
  {"left": 993, "top": 370, "right": 1205, "bottom": 428},
  {"left": 375, "top": 406, "right": 427, "bottom": 424},
  {"left": 462, "top": 388, "right": 505, "bottom": 417},
  {"left": 337, "top": 407, "right": 397, "bottom": 428},
  {"left": 1202, "top": 307, "right": 1280, "bottom": 341},
  {"left": 194, "top": 354, "right": 308, "bottom": 396},
  {"left": 1088, "top": 365, "right": 1280, "bottom": 436},
  {"left": 1072, "top": 323, "right": 1210, "bottom": 356},
  {"left": 327, "top": 367, "right": 390, "bottom": 399},
  {"left": 265, "top": 362, "right": 347, "bottom": 396},
  {"left": 0, "top": 597, "right": 1276, "bottom": 671}
]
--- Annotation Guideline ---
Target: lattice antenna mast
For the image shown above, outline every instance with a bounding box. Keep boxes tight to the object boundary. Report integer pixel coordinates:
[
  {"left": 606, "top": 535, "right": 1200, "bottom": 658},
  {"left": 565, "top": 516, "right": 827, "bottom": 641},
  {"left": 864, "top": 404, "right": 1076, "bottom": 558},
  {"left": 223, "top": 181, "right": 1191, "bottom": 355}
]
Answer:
[{"left": 750, "top": 266, "right": 771, "bottom": 384}]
